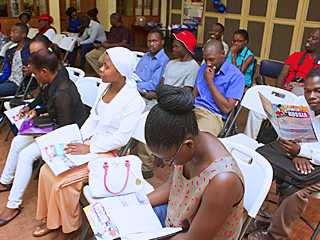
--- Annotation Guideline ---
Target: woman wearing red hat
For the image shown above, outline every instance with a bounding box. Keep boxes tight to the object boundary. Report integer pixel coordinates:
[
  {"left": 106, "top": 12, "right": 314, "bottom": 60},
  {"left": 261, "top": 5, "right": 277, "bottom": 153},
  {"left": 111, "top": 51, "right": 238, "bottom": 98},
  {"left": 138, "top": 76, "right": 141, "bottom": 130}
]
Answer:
[{"left": 36, "top": 14, "right": 56, "bottom": 40}]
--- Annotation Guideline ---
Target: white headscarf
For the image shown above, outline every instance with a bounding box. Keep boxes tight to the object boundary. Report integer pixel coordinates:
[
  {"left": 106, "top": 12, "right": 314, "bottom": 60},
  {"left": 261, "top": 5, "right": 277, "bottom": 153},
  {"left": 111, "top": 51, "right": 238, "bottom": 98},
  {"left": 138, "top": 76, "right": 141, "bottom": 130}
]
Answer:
[{"left": 106, "top": 47, "right": 139, "bottom": 89}]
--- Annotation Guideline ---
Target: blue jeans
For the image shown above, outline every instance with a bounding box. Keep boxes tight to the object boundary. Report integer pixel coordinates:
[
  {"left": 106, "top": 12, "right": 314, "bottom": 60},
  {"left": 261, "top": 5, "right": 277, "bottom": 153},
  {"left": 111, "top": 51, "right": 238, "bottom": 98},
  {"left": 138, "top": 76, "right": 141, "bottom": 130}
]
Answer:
[
  {"left": 153, "top": 204, "right": 168, "bottom": 227},
  {"left": 69, "top": 40, "right": 102, "bottom": 70},
  {"left": 0, "top": 80, "right": 18, "bottom": 97}
]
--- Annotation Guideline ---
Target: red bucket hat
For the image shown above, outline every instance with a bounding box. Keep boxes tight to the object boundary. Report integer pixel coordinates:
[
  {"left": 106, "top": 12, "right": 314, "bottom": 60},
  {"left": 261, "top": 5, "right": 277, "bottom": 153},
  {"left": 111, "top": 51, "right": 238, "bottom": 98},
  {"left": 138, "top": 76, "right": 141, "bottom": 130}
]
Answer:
[
  {"left": 173, "top": 30, "right": 197, "bottom": 54},
  {"left": 38, "top": 14, "right": 54, "bottom": 23}
]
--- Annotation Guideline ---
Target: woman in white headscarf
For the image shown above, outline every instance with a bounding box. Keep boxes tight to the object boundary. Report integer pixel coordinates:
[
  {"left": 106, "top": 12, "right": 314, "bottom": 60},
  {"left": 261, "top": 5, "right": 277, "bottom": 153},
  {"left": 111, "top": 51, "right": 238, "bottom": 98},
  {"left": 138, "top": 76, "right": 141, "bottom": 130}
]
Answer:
[{"left": 33, "top": 47, "right": 145, "bottom": 240}]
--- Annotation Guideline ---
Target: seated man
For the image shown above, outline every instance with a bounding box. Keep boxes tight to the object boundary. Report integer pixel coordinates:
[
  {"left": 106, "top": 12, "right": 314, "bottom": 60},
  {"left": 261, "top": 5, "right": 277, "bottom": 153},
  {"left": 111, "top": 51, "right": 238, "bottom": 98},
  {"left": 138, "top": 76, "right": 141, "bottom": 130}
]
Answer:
[
  {"left": 139, "top": 30, "right": 198, "bottom": 179},
  {"left": 0, "top": 23, "right": 29, "bottom": 97},
  {"left": 193, "top": 40, "right": 245, "bottom": 136},
  {"left": 276, "top": 28, "right": 320, "bottom": 89},
  {"left": 36, "top": 14, "right": 56, "bottom": 40},
  {"left": 162, "top": 30, "right": 199, "bottom": 89},
  {"left": 244, "top": 28, "right": 320, "bottom": 140},
  {"left": 135, "top": 29, "right": 169, "bottom": 179},
  {"left": 69, "top": 16, "right": 106, "bottom": 70},
  {"left": 247, "top": 68, "right": 320, "bottom": 240},
  {"left": 196, "top": 23, "right": 229, "bottom": 56},
  {"left": 136, "top": 28, "right": 169, "bottom": 111},
  {"left": 86, "top": 13, "right": 129, "bottom": 75}
]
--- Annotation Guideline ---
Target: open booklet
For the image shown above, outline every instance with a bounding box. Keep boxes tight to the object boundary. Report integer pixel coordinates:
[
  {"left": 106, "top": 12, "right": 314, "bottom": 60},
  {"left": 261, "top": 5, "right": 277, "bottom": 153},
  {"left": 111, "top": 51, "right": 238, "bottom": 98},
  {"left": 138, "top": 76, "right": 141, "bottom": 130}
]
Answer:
[
  {"left": 259, "top": 92, "right": 317, "bottom": 142},
  {"left": 83, "top": 190, "right": 182, "bottom": 240},
  {"left": 4, "top": 105, "right": 51, "bottom": 136},
  {"left": 4, "top": 105, "right": 29, "bottom": 130},
  {"left": 35, "top": 124, "right": 97, "bottom": 176}
]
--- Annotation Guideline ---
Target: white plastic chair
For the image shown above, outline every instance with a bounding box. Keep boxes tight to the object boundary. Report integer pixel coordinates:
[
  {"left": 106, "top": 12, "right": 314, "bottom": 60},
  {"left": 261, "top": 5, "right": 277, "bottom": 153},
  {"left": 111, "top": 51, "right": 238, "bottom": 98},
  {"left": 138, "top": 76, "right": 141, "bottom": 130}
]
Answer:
[
  {"left": 131, "top": 51, "right": 145, "bottom": 66},
  {"left": 219, "top": 139, "right": 273, "bottom": 240},
  {"left": 27, "top": 28, "right": 39, "bottom": 39},
  {"left": 75, "top": 77, "right": 101, "bottom": 108},
  {"left": 0, "top": 41, "right": 16, "bottom": 73},
  {"left": 224, "top": 85, "right": 297, "bottom": 137},
  {"left": 66, "top": 67, "right": 85, "bottom": 83},
  {"left": 59, "top": 37, "right": 76, "bottom": 64},
  {"left": 51, "top": 34, "right": 66, "bottom": 45}
]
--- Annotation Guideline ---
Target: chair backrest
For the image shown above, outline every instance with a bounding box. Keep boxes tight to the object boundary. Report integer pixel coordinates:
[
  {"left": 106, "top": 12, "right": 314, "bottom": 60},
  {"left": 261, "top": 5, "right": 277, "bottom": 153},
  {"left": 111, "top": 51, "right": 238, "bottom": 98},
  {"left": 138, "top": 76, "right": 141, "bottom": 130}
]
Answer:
[
  {"left": 259, "top": 60, "right": 284, "bottom": 79},
  {"left": 131, "top": 51, "right": 145, "bottom": 66},
  {"left": 131, "top": 111, "right": 148, "bottom": 144},
  {"left": 52, "top": 34, "right": 66, "bottom": 45},
  {"left": 66, "top": 67, "right": 85, "bottom": 83},
  {"left": 59, "top": 37, "right": 76, "bottom": 52},
  {"left": 251, "top": 58, "right": 258, "bottom": 81},
  {"left": 220, "top": 139, "right": 273, "bottom": 218},
  {"left": 27, "top": 28, "right": 39, "bottom": 39},
  {"left": 0, "top": 41, "right": 16, "bottom": 58},
  {"left": 75, "top": 77, "right": 101, "bottom": 107},
  {"left": 241, "top": 85, "right": 297, "bottom": 116}
]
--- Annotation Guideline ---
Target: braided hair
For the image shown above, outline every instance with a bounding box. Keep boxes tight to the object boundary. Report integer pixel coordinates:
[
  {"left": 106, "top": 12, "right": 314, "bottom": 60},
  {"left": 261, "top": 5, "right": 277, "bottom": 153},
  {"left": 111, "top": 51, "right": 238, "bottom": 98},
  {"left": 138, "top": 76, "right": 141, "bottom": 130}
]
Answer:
[{"left": 145, "top": 85, "right": 198, "bottom": 149}]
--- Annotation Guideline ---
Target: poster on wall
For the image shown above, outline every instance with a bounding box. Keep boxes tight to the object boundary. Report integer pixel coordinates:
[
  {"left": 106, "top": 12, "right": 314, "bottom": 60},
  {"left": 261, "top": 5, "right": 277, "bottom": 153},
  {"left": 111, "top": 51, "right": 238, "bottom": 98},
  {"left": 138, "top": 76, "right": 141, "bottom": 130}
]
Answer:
[{"left": 183, "top": 0, "right": 204, "bottom": 25}]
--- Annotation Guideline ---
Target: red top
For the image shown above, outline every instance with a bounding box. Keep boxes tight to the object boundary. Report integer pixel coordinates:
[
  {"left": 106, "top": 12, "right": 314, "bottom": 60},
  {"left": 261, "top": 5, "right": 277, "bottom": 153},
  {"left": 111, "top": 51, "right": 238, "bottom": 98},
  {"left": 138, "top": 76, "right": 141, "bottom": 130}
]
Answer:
[
  {"left": 284, "top": 51, "right": 320, "bottom": 85},
  {"left": 36, "top": 26, "right": 56, "bottom": 36}
]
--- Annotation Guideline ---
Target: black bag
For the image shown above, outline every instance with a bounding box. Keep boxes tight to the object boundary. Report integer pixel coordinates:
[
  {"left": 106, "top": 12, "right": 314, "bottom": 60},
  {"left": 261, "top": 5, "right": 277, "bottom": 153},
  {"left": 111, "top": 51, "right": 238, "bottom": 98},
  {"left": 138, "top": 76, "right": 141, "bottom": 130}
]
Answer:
[
  {"left": 9, "top": 99, "right": 25, "bottom": 108},
  {"left": 256, "top": 141, "right": 320, "bottom": 192},
  {"left": 256, "top": 127, "right": 278, "bottom": 144},
  {"left": 33, "top": 116, "right": 55, "bottom": 128}
]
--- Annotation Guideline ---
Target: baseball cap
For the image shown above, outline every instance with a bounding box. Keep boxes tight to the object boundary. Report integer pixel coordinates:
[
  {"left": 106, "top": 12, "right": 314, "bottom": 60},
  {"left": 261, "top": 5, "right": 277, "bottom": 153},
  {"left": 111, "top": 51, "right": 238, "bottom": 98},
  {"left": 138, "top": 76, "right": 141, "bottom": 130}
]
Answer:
[{"left": 173, "top": 30, "right": 197, "bottom": 54}]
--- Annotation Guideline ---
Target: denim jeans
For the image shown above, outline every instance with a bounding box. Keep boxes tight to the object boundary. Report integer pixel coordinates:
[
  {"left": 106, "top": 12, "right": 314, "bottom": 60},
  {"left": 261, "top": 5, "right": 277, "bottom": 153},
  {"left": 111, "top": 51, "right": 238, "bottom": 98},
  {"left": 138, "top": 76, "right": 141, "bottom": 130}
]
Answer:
[
  {"left": 153, "top": 204, "right": 168, "bottom": 227},
  {"left": 0, "top": 80, "right": 18, "bottom": 97},
  {"left": 69, "top": 40, "right": 102, "bottom": 70}
]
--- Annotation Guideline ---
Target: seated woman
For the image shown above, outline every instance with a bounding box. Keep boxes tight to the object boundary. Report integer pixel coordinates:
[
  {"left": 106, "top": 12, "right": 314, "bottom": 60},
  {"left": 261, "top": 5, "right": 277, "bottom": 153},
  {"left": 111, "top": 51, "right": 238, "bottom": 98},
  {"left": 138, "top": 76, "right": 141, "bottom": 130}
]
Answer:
[
  {"left": 0, "top": 44, "right": 87, "bottom": 226},
  {"left": 65, "top": 7, "right": 81, "bottom": 33},
  {"left": 9, "top": 35, "right": 70, "bottom": 136},
  {"left": 33, "top": 47, "right": 145, "bottom": 240},
  {"left": 36, "top": 14, "right": 56, "bottom": 40},
  {"left": 19, "top": 12, "right": 31, "bottom": 29},
  {"left": 146, "top": 85, "right": 244, "bottom": 240},
  {"left": 227, "top": 29, "right": 254, "bottom": 87}
]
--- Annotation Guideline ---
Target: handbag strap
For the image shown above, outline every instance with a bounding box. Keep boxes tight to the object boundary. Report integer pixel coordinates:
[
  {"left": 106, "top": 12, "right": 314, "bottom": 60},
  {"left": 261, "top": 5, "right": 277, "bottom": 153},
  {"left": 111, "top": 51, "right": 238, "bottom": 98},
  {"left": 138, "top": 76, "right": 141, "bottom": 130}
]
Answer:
[
  {"left": 109, "top": 150, "right": 119, "bottom": 157},
  {"left": 103, "top": 160, "right": 130, "bottom": 194}
]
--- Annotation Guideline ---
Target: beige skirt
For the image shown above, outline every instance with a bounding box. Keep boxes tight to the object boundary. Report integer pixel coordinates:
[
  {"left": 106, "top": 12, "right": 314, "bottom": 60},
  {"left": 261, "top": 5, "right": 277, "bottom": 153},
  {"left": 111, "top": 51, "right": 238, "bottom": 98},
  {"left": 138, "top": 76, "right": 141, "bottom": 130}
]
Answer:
[{"left": 36, "top": 152, "right": 116, "bottom": 233}]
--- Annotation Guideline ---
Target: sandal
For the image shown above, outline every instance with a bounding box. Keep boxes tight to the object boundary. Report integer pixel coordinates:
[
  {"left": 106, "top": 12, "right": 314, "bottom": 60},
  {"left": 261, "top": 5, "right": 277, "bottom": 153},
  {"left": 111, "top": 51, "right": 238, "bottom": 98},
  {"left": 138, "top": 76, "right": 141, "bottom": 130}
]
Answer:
[{"left": 0, "top": 183, "right": 12, "bottom": 193}]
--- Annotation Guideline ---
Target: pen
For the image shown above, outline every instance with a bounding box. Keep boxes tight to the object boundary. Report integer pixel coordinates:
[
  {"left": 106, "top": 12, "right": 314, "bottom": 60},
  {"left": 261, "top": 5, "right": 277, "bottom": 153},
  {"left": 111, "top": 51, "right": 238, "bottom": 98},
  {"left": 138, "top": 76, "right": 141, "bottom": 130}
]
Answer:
[{"left": 20, "top": 102, "right": 28, "bottom": 117}]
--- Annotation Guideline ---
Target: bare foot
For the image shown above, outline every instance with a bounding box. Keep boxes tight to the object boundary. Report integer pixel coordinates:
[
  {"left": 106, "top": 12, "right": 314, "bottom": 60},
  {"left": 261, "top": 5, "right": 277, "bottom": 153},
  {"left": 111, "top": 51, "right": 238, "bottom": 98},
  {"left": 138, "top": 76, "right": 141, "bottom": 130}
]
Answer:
[
  {"left": 0, "top": 207, "right": 19, "bottom": 221},
  {"left": 53, "top": 228, "right": 81, "bottom": 240}
]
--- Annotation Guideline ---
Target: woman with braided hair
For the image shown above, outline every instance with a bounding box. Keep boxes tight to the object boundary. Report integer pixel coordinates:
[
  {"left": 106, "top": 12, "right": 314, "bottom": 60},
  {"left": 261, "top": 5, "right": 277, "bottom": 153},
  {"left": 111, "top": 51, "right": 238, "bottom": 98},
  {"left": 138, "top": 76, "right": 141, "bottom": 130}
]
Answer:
[{"left": 146, "top": 84, "right": 245, "bottom": 240}]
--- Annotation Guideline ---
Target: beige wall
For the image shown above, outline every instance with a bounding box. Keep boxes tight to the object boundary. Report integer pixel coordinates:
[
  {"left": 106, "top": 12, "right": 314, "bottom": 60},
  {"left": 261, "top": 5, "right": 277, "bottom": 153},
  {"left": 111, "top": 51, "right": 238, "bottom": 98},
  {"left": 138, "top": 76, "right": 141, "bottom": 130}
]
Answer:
[{"left": 49, "top": 0, "right": 61, "bottom": 33}]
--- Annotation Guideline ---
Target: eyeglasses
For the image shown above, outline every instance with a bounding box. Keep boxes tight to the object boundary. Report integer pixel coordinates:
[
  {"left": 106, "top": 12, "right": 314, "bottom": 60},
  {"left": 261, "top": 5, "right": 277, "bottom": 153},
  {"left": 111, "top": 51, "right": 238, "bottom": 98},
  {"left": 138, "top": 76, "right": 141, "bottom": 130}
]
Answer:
[
  {"left": 232, "top": 39, "right": 245, "bottom": 44},
  {"left": 162, "top": 134, "right": 190, "bottom": 166}
]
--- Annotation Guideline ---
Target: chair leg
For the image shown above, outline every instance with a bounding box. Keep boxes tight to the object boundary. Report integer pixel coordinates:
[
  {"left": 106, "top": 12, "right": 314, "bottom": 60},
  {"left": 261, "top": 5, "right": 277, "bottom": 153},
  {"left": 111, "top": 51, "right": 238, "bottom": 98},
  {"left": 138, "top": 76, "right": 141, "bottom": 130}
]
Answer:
[
  {"left": 4, "top": 128, "right": 11, "bottom": 141},
  {"left": 310, "top": 221, "right": 320, "bottom": 240},
  {"left": 238, "top": 216, "right": 252, "bottom": 240},
  {"left": 78, "top": 222, "right": 91, "bottom": 240}
]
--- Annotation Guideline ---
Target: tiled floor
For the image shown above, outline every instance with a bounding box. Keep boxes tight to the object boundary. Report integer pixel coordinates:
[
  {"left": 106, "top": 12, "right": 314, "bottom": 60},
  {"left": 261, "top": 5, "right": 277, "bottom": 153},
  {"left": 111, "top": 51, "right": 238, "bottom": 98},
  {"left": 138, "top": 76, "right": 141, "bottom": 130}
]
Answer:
[{"left": 0, "top": 50, "right": 319, "bottom": 239}]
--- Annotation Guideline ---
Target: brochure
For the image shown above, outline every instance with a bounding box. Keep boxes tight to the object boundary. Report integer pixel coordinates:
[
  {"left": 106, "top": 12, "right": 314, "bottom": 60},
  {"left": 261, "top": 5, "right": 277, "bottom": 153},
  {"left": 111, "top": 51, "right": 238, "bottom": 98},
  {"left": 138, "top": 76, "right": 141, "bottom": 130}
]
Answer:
[
  {"left": 4, "top": 105, "right": 27, "bottom": 130},
  {"left": 259, "top": 92, "right": 317, "bottom": 142},
  {"left": 83, "top": 190, "right": 182, "bottom": 240},
  {"left": 35, "top": 124, "right": 97, "bottom": 176}
]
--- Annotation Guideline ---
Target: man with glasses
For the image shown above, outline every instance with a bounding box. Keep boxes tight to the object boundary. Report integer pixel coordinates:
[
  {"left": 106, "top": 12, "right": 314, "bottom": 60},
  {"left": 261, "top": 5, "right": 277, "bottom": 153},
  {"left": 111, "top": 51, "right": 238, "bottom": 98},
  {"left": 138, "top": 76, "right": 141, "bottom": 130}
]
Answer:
[{"left": 193, "top": 39, "right": 245, "bottom": 136}]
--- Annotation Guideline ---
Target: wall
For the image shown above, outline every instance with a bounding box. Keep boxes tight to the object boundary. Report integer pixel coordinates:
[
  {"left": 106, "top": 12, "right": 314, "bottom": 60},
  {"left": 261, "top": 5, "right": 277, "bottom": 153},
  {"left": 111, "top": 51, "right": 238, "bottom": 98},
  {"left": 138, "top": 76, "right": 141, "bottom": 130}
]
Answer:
[{"left": 169, "top": 0, "right": 320, "bottom": 62}]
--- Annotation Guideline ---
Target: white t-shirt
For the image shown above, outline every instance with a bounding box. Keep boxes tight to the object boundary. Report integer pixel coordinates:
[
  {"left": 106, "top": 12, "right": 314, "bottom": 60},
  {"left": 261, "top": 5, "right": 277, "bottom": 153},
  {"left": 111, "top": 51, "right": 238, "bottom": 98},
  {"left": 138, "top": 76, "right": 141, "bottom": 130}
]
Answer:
[
  {"left": 8, "top": 49, "right": 23, "bottom": 86},
  {"left": 163, "top": 59, "right": 199, "bottom": 88}
]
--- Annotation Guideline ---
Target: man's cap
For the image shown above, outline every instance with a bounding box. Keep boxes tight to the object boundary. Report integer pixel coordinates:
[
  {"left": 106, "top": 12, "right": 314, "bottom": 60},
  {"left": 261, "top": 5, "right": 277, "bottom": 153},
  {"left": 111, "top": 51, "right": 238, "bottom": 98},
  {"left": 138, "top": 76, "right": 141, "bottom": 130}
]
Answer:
[
  {"left": 38, "top": 14, "right": 53, "bottom": 23},
  {"left": 173, "top": 30, "right": 197, "bottom": 54}
]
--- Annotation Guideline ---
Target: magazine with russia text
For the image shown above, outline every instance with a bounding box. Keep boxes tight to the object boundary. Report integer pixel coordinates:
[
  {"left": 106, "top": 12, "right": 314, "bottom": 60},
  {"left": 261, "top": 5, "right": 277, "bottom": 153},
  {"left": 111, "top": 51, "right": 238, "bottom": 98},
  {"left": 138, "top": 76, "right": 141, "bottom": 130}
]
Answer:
[{"left": 259, "top": 92, "right": 317, "bottom": 142}]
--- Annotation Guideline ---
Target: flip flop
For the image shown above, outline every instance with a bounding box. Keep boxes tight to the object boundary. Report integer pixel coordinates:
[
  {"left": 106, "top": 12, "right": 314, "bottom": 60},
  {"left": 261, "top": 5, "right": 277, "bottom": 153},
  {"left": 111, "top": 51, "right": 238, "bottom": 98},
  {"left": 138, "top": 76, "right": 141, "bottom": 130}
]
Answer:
[{"left": 0, "top": 183, "right": 12, "bottom": 193}]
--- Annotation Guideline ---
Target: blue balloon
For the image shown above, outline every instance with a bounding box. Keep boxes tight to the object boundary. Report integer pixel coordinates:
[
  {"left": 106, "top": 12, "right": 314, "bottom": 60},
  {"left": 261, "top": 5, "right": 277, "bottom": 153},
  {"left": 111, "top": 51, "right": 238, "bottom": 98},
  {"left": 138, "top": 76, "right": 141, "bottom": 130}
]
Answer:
[
  {"left": 213, "top": 0, "right": 220, "bottom": 7},
  {"left": 218, "top": 4, "right": 226, "bottom": 13}
]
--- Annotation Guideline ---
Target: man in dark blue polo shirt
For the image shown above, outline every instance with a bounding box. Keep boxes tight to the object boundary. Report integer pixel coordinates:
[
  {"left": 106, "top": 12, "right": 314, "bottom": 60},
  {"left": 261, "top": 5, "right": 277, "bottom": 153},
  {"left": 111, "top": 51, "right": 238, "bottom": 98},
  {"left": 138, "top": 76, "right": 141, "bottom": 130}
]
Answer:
[{"left": 193, "top": 40, "right": 245, "bottom": 136}]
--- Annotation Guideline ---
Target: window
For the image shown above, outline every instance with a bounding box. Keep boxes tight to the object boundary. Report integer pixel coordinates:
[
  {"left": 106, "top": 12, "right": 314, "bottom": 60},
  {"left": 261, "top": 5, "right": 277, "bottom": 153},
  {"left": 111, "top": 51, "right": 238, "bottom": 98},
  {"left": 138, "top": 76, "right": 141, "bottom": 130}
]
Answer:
[
  {"left": 0, "top": 0, "right": 49, "bottom": 18},
  {"left": 117, "top": 0, "right": 160, "bottom": 17}
]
